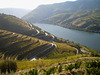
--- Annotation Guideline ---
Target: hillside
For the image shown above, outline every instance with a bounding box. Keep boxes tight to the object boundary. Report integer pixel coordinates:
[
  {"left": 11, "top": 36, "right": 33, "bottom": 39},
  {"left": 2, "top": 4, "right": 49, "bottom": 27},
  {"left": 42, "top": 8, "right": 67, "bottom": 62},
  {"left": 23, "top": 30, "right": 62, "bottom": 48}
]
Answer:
[
  {"left": 0, "top": 13, "right": 64, "bottom": 42},
  {"left": 0, "top": 29, "right": 94, "bottom": 60},
  {"left": 0, "top": 14, "right": 95, "bottom": 60},
  {"left": 22, "top": 0, "right": 100, "bottom": 23},
  {"left": 0, "top": 29, "right": 58, "bottom": 60},
  {"left": 0, "top": 13, "right": 100, "bottom": 75},
  {"left": 0, "top": 0, "right": 100, "bottom": 74},
  {"left": 0, "top": 8, "right": 31, "bottom": 18},
  {"left": 41, "top": 9, "right": 100, "bottom": 33}
]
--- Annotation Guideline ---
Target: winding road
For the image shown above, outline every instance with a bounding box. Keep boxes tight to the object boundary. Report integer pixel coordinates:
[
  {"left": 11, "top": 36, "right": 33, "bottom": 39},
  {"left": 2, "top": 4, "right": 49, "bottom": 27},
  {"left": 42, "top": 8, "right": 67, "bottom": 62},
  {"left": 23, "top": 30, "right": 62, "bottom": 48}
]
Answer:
[
  {"left": 28, "top": 23, "right": 57, "bottom": 61},
  {"left": 29, "top": 23, "right": 56, "bottom": 41},
  {"left": 29, "top": 23, "right": 34, "bottom": 30}
]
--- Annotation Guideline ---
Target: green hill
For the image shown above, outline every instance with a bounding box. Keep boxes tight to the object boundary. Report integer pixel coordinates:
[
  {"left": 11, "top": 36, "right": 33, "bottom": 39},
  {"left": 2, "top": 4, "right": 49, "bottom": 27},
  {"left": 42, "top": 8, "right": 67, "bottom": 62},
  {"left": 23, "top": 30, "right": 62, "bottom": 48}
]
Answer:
[
  {"left": 0, "top": 29, "right": 50, "bottom": 60},
  {"left": 22, "top": 0, "right": 100, "bottom": 23},
  {"left": 0, "top": 29, "right": 61, "bottom": 60},
  {"left": 22, "top": 0, "right": 100, "bottom": 33},
  {"left": 0, "top": 13, "right": 63, "bottom": 42},
  {"left": 0, "top": 13, "right": 99, "bottom": 75},
  {"left": 0, "top": 29, "right": 94, "bottom": 60},
  {"left": 0, "top": 14, "right": 95, "bottom": 60},
  {"left": 42, "top": 9, "right": 100, "bottom": 33}
]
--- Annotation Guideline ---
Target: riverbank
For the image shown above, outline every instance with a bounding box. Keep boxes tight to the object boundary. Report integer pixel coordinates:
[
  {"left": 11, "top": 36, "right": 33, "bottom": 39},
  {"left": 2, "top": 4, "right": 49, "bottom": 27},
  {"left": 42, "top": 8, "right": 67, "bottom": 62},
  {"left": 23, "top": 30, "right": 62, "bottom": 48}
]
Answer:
[{"left": 33, "top": 23, "right": 100, "bottom": 51}]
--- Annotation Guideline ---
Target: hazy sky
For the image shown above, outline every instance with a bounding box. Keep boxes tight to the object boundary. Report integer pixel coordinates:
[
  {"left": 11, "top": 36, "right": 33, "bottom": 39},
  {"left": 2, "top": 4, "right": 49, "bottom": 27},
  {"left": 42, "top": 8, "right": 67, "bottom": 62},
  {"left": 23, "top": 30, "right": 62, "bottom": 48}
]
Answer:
[{"left": 0, "top": 0, "right": 76, "bottom": 10}]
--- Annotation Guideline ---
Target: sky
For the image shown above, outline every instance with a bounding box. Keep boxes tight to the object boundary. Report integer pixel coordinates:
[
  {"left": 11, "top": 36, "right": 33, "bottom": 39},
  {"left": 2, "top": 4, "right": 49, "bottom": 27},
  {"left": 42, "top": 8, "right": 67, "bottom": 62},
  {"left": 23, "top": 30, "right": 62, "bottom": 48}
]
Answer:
[{"left": 0, "top": 0, "right": 76, "bottom": 10}]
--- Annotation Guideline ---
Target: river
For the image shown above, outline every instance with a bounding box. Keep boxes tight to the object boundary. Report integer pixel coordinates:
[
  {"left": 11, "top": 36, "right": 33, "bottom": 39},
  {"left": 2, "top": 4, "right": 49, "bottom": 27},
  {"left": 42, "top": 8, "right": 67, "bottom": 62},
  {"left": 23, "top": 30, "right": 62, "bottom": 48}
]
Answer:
[{"left": 33, "top": 23, "right": 100, "bottom": 51}]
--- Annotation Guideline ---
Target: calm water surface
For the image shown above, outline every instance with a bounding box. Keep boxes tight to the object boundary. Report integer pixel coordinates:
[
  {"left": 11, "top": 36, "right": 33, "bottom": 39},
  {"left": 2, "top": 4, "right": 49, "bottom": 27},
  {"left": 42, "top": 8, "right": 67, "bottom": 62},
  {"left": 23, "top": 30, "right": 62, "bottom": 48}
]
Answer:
[{"left": 33, "top": 23, "right": 100, "bottom": 51}]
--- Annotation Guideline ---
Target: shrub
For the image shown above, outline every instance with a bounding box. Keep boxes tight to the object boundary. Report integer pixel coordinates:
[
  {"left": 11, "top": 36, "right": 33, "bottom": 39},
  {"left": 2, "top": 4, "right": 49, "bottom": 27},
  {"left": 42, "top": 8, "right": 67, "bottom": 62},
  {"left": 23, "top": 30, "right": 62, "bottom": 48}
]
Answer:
[
  {"left": 65, "top": 64, "right": 74, "bottom": 71},
  {"left": 85, "top": 60, "right": 100, "bottom": 75},
  {"left": 0, "top": 60, "right": 17, "bottom": 74},
  {"left": 49, "top": 66, "right": 57, "bottom": 74},
  {"left": 58, "top": 65, "right": 63, "bottom": 73},
  {"left": 74, "top": 61, "right": 82, "bottom": 69},
  {"left": 39, "top": 68, "right": 49, "bottom": 75},
  {"left": 28, "top": 69, "right": 38, "bottom": 75},
  {"left": 39, "top": 66, "right": 57, "bottom": 75},
  {"left": 65, "top": 61, "right": 82, "bottom": 72}
]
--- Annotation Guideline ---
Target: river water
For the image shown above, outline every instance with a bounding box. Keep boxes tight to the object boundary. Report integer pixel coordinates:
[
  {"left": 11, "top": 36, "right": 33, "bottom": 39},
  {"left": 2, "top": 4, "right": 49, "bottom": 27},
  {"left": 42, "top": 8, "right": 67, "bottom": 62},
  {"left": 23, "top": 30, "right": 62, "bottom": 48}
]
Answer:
[{"left": 33, "top": 23, "right": 100, "bottom": 51}]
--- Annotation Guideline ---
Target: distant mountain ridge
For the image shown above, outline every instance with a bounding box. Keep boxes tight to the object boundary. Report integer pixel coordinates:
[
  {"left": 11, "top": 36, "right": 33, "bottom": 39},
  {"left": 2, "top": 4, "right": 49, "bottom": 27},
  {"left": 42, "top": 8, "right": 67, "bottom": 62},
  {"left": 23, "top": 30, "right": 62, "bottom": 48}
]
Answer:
[
  {"left": 22, "top": 0, "right": 100, "bottom": 33},
  {"left": 22, "top": 0, "right": 100, "bottom": 23},
  {"left": 0, "top": 8, "right": 31, "bottom": 18},
  {"left": 41, "top": 9, "right": 100, "bottom": 33}
]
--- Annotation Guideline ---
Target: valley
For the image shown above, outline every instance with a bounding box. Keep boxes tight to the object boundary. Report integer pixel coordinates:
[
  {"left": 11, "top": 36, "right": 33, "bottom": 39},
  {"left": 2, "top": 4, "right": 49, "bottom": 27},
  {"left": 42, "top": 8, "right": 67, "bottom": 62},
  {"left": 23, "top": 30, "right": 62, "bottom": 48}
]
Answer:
[
  {"left": 0, "top": 0, "right": 100, "bottom": 74},
  {"left": 0, "top": 14, "right": 94, "bottom": 61},
  {"left": 41, "top": 9, "right": 100, "bottom": 33},
  {"left": 34, "top": 23, "right": 100, "bottom": 51},
  {"left": 23, "top": 0, "right": 100, "bottom": 33}
]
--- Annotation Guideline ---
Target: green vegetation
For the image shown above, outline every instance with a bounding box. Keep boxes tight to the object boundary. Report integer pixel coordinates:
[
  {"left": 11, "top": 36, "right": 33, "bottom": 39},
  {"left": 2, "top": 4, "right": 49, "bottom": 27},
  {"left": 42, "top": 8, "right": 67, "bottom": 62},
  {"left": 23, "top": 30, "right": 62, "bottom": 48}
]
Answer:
[
  {"left": 15, "top": 56, "right": 100, "bottom": 71},
  {"left": 0, "top": 13, "right": 74, "bottom": 42},
  {"left": 0, "top": 60, "right": 17, "bottom": 74},
  {"left": 85, "top": 60, "right": 100, "bottom": 75},
  {"left": 42, "top": 9, "right": 100, "bottom": 33},
  {"left": 0, "top": 29, "right": 54, "bottom": 60},
  {"left": 58, "top": 65, "right": 63, "bottom": 73},
  {"left": 18, "top": 58, "right": 100, "bottom": 75},
  {"left": 23, "top": 0, "right": 100, "bottom": 24},
  {"left": 0, "top": 14, "right": 52, "bottom": 41},
  {"left": 43, "top": 43, "right": 76, "bottom": 59},
  {"left": 22, "top": 0, "right": 100, "bottom": 33},
  {"left": 0, "top": 29, "right": 89, "bottom": 60},
  {"left": 0, "top": 27, "right": 94, "bottom": 60},
  {"left": 65, "top": 61, "right": 82, "bottom": 71},
  {"left": 0, "top": 13, "right": 30, "bottom": 33},
  {"left": 24, "top": 69, "right": 38, "bottom": 75},
  {"left": 0, "top": 56, "right": 100, "bottom": 74},
  {"left": 0, "top": 12, "right": 99, "bottom": 75}
]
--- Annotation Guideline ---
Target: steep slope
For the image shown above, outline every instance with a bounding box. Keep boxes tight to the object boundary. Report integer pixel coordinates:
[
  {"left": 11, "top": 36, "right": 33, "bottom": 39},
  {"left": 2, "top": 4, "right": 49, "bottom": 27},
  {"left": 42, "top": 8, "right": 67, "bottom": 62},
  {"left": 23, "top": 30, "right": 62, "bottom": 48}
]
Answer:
[
  {"left": 0, "top": 14, "right": 94, "bottom": 60},
  {"left": 0, "top": 8, "right": 31, "bottom": 18},
  {"left": 22, "top": 0, "right": 100, "bottom": 23},
  {"left": 0, "top": 13, "right": 31, "bottom": 33},
  {"left": 42, "top": 9, "right": 100, "bottom": 33},
  {"left": 0, "top": 14, "right": 77, "bottom": 60},
  {"left": 0, "top": 29, "right": 56, "bottom": 60},
  {"left": 0, "top": 13, "right": 62, "bottom": 42},
  {"left": 0, "top": 29, "right": 93, "bottom": 60}
]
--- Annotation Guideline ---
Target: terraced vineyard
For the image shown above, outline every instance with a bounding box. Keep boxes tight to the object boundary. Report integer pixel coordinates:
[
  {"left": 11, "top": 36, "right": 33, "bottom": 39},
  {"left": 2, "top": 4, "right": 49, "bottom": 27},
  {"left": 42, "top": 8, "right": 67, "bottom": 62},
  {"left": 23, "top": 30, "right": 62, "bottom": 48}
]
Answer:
[
  {"left": 0, "top": 29, "right": 80, "bottom": 60},
  {"left": 0, "top": 29, "right": 91, "bottom": 60},
  {"left": 0, "top": 14, "right": 95, "bottom": 61},
  {"left": 0, "top": 14, "right": 69, "bottom": 43},
  {"left": 0, "top": 29, "right": 57, "bottom": 60}
]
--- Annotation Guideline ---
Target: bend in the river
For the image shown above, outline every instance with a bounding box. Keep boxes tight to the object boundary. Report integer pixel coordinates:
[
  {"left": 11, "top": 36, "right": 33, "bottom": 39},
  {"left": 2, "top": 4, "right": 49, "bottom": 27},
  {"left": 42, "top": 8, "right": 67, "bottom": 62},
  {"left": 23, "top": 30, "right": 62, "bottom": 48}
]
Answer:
[{"left": 33, "top": 23, "right": 100, "bottom": 51}]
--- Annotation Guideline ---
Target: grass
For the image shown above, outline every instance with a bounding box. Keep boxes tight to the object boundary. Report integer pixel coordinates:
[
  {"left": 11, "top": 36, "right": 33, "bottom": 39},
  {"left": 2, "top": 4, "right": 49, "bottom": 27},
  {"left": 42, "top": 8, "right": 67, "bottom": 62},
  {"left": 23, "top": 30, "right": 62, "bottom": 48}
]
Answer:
[
  {"left": 0, "top": 54, "right": 100, "bottom": 75},
  {"left": 0, "top": 55, "right": 99, "bottom": 72},
  {"left": 14, "top": 58, "right": 100, "bottom": 75}
]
